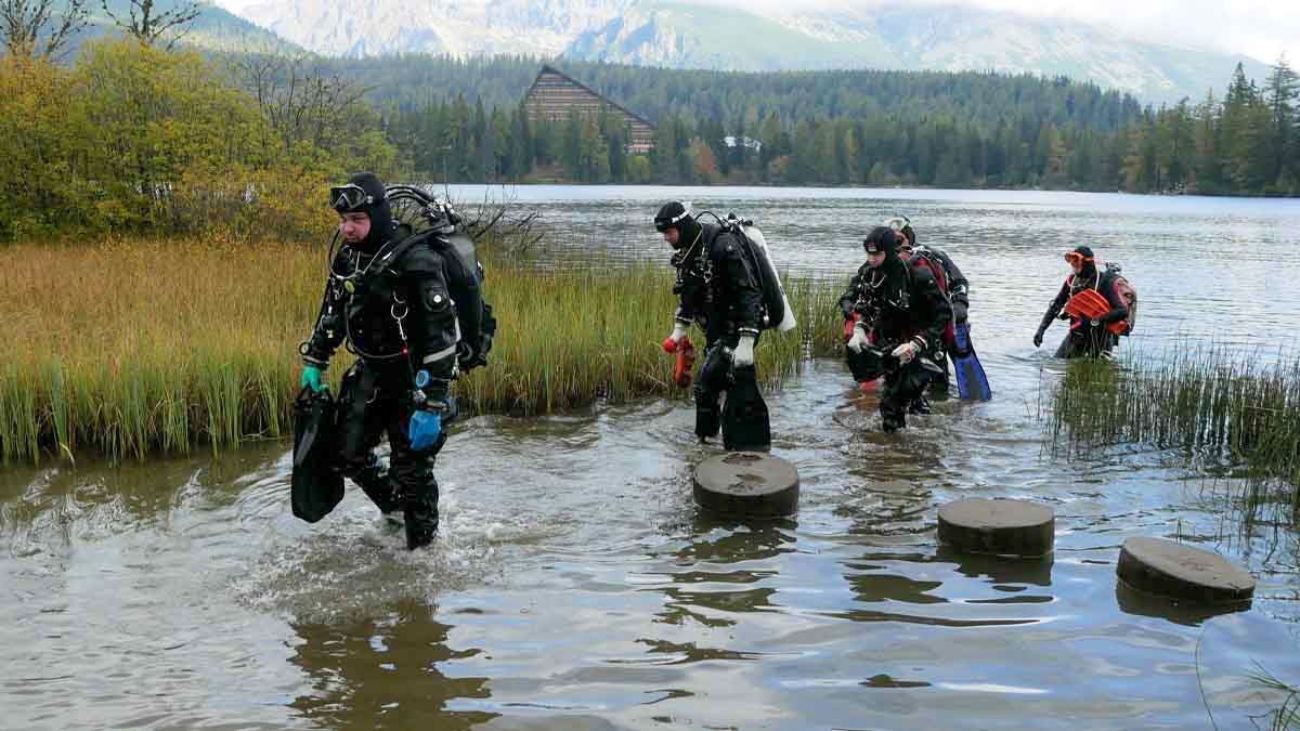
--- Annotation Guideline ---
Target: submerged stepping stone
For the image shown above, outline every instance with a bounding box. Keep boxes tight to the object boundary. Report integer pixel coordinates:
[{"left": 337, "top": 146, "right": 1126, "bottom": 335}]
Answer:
[
  {"left": 1117, "top": 537, "right": 1255, "bottom": 605},
  {"left": 693, "top": 452, "right": 799, "bottom": 517},
  {"left": 937, "top": 499, "right": 1055, "bottom": 558}
]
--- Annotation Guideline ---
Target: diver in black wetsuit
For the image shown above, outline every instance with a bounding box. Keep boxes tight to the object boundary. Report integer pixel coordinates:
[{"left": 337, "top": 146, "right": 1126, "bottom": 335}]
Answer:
[
  {"left": 886, "top": 216, "right": 970, "bottom": 403},
  {"left": 839, "top": 226, "right": 953, "bottom": 432},
  {"left": 299, "top": 173, "right": 464, "bottom": 549},
  {"left": 656, "top": 201, "right": 770, "bottom": 450}
]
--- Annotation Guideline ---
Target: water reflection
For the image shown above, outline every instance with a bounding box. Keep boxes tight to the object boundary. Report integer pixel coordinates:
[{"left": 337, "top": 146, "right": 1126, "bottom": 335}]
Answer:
[
  {"left": 674, "top": 516, "right": 797, "bottom": 564},
  {"left": 833, "top": 543, "right": 1057, "bottom": 628},
  {"left": 0, "top": 442, "right": 286, "bottom": 557},
  {"left": 845, "top": 571, "right": 947, "bottom": 605},
  {"left": 288, "top": 599, "right": 495, "bottom": 730},
  {"left": 939, "top": 547, "right": 1055, "bottom": 588},
  {"left": 1114, "top": 581, "right": 1252, "bottom": 627},
  {"left": 650, "top": 517, "right": 796, "bottom": 630}
]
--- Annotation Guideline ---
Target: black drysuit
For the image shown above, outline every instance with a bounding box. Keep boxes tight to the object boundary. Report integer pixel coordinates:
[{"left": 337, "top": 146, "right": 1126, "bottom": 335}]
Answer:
[
  {"left": 303, "top": 225, "right": 461, "bottom": 549},
  {"left": 838, "top": 254, "right": 953, "bottom": 432},
  {"left": 672, "top": 222, "right": 768, "bottom": 449},
  {"left": 907, "top": 246, "right": 969, "bottom": 395}
]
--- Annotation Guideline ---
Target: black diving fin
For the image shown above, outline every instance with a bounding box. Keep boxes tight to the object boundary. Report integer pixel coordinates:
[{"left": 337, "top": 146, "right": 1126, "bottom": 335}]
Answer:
[{"left": 291, "top": 387, "right": 345, "bottom": 523}]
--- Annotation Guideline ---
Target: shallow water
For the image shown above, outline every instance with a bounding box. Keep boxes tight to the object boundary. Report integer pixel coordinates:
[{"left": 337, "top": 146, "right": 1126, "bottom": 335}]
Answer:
[{"left": 5, "top": 187, "right": 1300, "bottom": 730}]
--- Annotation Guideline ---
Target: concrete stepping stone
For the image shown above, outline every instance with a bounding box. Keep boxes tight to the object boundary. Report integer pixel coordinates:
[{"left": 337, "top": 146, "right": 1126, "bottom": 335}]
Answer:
[
  {"left": 1117, "top": 537, "right": 1255, "bottom": 605},
  {"left": 937, "top": 498, "right": 1055, "bottom": 558},
  {"left": 693, "top": 452, "right": 799, "bottom": 518}
]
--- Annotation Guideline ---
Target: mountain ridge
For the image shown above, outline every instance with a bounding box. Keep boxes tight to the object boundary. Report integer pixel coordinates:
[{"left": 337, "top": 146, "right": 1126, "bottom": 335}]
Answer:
[
  {"left": 43, "top": 0, "right": 301, "bottom": 55},
  {"left": 211, "top": 0, "right": 1271, "bottom": 103}
]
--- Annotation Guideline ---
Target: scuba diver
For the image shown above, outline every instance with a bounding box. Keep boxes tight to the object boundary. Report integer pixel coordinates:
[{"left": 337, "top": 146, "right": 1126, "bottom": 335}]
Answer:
[
  {"left": 298, "top": 172, "right": 463, "bottom": 550},
  {"left": 838, "top": 226, "right": 953, "bottom": 433},
  {"left": 656, "top": 201, "right": 770, "bottom": 450},
  {"left": 884, "top": 215, "right": 974, "bottom": 402},
  {"left": 1033, "top": 245, "right": 1130, "bottom": 359}
]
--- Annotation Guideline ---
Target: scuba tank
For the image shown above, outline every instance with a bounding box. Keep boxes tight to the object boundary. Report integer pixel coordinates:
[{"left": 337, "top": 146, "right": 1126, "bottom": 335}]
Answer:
[
  {"left": 700, "top": 211, "right": 798, "bottom": 332},
  {"left": 385, "top": 185, "right": 497, "bottom": 370},
  {"left": 736, "top": 220, "right": 798, "bottom": 332}
]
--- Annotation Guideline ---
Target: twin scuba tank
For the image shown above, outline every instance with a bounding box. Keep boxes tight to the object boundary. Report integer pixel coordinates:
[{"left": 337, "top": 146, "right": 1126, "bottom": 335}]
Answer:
[{"left": 385, "top": 185, "right": 497, "bottom": 370}]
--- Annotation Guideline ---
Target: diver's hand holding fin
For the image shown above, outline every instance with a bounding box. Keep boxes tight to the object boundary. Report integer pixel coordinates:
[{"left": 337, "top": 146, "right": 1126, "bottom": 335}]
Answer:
[
  {"left": 952, "top": 301, "right": 968, "bottom": 325},
  {"left": 663, "top": 322, "right": 688, "bottom": 353},
  {"left": 300, "top": 365, "right": 326, "bottom": 393},
  {"left": 891, "top": 340, "right": 920, "bottom": 365}
]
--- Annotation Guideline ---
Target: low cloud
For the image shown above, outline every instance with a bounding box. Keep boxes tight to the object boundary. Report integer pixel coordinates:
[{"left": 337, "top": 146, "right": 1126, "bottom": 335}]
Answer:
[
  {"left": 212, "top": 0, "right": 1300, "bottom": 67},
  {"left": 700, "top": 0, "right": 1299, "bottom": 65}
]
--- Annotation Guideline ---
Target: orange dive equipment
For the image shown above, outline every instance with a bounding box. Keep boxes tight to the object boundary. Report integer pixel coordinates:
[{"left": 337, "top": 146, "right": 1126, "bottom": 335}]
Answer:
[
  {"left": 1064, "top": 289, "right": 1129, "bottom": 336},
  {"left": 673, "top": 336, "right": 696, "bottom": 388},
  {"left": 844, "top": 312, "right": 861, "bottom": 341}
]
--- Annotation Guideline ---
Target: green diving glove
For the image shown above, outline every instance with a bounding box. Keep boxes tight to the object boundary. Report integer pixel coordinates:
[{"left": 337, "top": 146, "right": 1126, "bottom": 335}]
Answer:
[{"left": 300, "top": 365, "right": 326, "bottom": 393}]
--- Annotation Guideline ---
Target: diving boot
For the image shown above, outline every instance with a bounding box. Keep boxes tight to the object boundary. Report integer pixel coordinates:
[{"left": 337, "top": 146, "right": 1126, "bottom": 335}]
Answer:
[
  {"left": 404, "top": 499, "right": 439, "bottom": 550},
  {"left": 881, "top": 402, "right": 907, "bottom": 433},
  {"left": 695, "top": 406, "right": 722, "bottom": 443},
  {"left": 403, "top": 475, "right": 440, "bottom": 550}
]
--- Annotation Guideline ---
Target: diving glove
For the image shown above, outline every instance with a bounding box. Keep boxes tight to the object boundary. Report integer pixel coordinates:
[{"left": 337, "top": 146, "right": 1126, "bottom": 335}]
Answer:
[
  {"left": 1035, "top": 309, "right": 1058, "bottom": 348},
  {"left": 408, "top": 410, "right": 442, "bottom": 451},
  {"left": 892, "top": 340, "right": 920, "bottom": 365},
  {"left": 300, "top": 365, "right": 326, "bottom": 392},
  {"left": 847, "top": 325, "right": 869, "bottom": 354},
  {"left": 733, "top": 335, "right": 756, "bottom": 367},
  {"left": 663, "top": 322, "right": 688, "bottom": 353}
]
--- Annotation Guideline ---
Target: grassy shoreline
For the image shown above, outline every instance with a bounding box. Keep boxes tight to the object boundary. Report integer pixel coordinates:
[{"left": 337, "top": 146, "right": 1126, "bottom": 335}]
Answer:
[{"left": 0, "top": 238, "right": 844, "bottom": 464}]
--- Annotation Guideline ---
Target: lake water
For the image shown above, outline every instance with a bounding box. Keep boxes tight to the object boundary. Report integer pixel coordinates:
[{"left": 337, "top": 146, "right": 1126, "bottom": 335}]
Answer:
[{"left": 4, "top": 186, "right": 1300, "bottom": 730}]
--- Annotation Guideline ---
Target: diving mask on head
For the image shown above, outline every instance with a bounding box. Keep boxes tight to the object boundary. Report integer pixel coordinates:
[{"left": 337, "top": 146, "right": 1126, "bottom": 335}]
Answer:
[
  {"left": 883, "top": 215, "right": 911, "bottom": 233},
  {"left": 330, "top": 184, "right": 383, "bottom": 214},
  {"left": 654, "top": 200, "right": 693, "bottom": 234}
]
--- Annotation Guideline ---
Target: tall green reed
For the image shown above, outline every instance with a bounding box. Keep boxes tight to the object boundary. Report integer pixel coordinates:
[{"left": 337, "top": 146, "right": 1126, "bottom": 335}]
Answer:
[{"left": 1050, "top": 348, "right": 1300, "bottom": 519}]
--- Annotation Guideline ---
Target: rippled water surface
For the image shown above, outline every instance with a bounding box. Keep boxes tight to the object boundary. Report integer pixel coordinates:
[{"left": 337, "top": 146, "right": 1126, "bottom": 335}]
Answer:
[{"left": 5, "top": 187, "right": 1300, "bottom": 730}]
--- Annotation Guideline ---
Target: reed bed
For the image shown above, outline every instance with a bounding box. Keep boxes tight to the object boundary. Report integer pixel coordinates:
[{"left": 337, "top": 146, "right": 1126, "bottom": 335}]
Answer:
[
  {"left": 1249, "top": 666, "right": 1300, "bottom": 731},
  {"left": 1049, "top": 349, "right": 1300, "bottom": 514},
  {"left": 0, "top": 238, "right": 844, "bottom": 463}
]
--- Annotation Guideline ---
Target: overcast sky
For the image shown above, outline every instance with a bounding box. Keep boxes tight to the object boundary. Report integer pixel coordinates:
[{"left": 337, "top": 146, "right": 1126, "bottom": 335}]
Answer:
[
  {"left": 213, "top": 0, "right": 1299, "bottom": 66},
  {"left": 892, "top": 0, "right": 1299, "bottom": 65}
]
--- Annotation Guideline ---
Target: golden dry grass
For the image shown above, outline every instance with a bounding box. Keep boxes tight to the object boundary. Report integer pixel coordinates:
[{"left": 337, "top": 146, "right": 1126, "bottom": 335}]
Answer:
[{"left": 0, "top": 238, "right": 843, "bottom": 463}]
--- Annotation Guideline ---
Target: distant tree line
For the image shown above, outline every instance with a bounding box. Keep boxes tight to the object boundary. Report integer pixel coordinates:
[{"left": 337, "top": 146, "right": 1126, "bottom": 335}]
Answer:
[
  {"left": 1117, "top": 62, "right": 1300, "bottom": 195},
  {"left": 376, "top": 56, "right": 1300, "bottom": 195}
]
